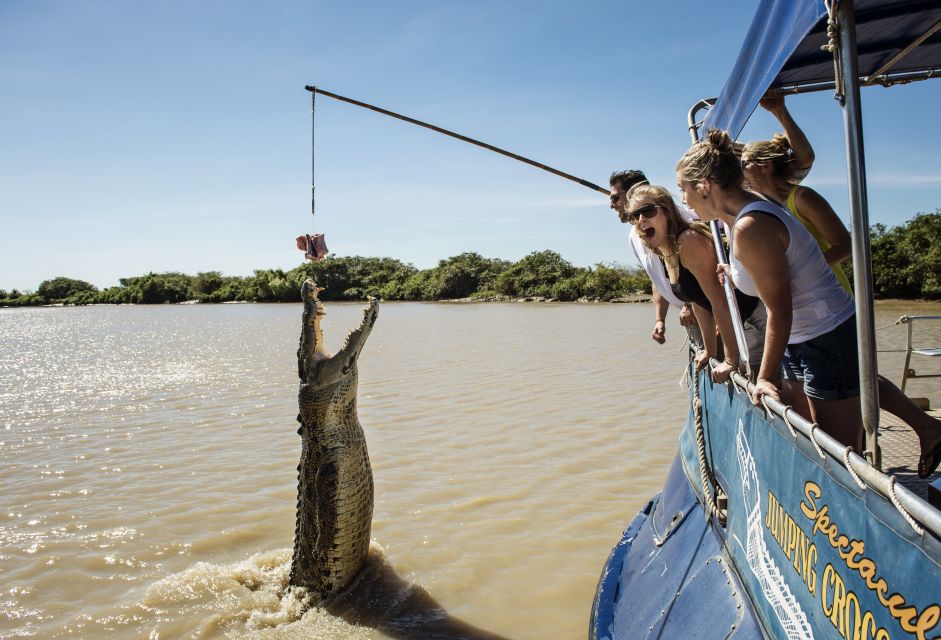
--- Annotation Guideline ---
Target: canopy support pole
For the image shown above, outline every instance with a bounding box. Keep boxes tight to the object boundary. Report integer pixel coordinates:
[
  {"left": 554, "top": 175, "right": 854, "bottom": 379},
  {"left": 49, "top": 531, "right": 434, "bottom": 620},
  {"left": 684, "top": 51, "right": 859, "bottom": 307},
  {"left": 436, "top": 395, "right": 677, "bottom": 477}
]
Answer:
[{"left": 837, "top": 0, "right": 881, "bottom": 468}]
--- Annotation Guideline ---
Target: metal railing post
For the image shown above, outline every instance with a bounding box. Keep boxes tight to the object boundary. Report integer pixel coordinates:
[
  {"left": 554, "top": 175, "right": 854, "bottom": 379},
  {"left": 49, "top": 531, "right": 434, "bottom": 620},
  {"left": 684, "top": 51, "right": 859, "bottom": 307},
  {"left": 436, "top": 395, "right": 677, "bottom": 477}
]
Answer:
[
  {"left": 837, "top": 0, "right": 880, "bottom": 467},
  {"left": 902, "top": 319, "right": 914, "bottom": 393},
  {"left": 710, "top": 221, "right": 753, "bottom": 381}
]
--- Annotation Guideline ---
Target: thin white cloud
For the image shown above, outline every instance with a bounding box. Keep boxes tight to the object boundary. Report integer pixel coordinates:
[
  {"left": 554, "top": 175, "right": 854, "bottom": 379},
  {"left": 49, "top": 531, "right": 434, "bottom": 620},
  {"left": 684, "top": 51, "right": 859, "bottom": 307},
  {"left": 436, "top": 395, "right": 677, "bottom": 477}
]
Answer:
[{"left": 807, "top": 173, "right": 941, "bottom": 188}]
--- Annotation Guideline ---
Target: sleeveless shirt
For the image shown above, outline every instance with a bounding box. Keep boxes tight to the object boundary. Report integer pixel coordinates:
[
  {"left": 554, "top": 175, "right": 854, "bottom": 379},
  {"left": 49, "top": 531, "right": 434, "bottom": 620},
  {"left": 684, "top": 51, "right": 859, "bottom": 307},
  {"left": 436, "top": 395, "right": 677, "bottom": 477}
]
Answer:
[
  {"left": 666, "top": 261, "right": 759, "bottom": 320},
  {"left": 786, "top": 185, "right": 853, "bottom": 294},
  {"left": 728, "top": 201, "right": 854, "bottom": 344}
]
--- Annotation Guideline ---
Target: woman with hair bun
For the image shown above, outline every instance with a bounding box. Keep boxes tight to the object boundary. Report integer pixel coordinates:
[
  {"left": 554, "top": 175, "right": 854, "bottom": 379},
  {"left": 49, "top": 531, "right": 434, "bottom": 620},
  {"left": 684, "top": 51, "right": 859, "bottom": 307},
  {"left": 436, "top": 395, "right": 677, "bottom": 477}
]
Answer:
[
  {"left": 675, "top": 128, "right": 862, "bottom": 450},
  {"left": 624, "top": 183, "right": 766, "bottom": 382}
]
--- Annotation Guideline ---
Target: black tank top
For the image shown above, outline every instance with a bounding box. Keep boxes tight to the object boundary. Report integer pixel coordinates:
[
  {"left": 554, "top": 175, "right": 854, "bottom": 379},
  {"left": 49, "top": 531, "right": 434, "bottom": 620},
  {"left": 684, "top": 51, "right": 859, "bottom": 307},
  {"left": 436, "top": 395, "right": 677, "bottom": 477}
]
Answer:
[{"left": 665, "top": 261, "right": 759, "bottom": 320}]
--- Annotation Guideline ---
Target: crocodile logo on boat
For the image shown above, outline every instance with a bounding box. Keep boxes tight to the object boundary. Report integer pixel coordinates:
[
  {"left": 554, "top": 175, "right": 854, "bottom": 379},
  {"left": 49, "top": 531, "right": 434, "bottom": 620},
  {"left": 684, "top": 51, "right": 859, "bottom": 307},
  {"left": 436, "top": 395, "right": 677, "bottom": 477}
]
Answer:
[
  {"left": 736, "top": 421, "right": 813, "bottom": 639},
  {"left": 289, "top": 279, "right": 379, "bottom": 600}
]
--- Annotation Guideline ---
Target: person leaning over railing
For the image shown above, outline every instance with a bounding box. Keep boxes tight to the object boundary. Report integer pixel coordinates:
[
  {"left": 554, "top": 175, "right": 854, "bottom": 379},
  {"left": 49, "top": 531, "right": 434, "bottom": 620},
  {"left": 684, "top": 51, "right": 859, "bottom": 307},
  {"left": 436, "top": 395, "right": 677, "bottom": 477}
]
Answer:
[
  {"left": 623, "top": 183, "right": 766, "bottom": 383},
  {"left": 609, "top": 169, "right": 696, "bottom": 344},
  {"left": 741, "top": 132, "right": 941, "bottom": 478},
  {"left": 676, "top": 128, "right": 863, "bottom": 451}
]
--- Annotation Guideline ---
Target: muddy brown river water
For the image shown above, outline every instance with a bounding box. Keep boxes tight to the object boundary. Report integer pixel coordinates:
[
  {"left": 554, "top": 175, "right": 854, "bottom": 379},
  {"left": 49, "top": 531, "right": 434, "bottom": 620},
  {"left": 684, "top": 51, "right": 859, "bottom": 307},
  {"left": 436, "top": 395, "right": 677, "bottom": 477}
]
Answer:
[{"left": 2, "top": 301, "right": 938, "bottom": 639}]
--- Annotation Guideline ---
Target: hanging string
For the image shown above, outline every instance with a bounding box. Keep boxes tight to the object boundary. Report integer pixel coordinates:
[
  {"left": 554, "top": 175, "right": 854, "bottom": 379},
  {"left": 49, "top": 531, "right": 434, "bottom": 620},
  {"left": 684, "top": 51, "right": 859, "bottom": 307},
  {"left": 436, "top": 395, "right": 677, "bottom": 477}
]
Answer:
[
  {"left": 311, "top": 89, "right": 316, "bottom": 227},
  {"left": 296, "top": 89, "right": 329, "bottom": 262}
]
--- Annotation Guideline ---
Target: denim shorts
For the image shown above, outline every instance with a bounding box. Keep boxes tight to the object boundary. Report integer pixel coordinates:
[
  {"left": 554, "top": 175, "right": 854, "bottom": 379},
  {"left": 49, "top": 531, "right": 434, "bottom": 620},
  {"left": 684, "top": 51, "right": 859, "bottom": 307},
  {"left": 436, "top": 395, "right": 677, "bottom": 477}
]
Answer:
[{"left": 781, "top": 315, "right": 859, "bottom": 401}]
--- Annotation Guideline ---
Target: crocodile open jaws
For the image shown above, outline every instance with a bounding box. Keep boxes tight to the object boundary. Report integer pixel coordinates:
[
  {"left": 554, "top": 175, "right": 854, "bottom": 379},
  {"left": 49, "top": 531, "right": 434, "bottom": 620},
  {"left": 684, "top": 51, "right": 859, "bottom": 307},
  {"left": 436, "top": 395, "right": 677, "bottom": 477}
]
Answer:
[{"left": 289, "top": 279, "right": 379, "bottom": 601}]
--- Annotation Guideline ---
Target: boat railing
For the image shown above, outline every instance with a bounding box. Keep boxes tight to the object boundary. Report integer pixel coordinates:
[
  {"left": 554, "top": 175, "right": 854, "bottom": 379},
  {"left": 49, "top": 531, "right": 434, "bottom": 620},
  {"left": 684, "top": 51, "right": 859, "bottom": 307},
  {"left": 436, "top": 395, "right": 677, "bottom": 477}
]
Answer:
[
  {"left": 716, "top": 363, "right": 941, "bottom": 540},
  {"left": 894, "top": 315, "right": 941, "bottom": 394}
]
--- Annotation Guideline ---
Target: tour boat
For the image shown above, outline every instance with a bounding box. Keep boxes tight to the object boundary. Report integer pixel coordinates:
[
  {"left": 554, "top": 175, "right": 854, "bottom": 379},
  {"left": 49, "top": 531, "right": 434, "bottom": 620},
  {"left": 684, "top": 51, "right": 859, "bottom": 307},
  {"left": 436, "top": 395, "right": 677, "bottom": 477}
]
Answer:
[{"left": 589, "top": 1, "right": 941, "bottom": 639}]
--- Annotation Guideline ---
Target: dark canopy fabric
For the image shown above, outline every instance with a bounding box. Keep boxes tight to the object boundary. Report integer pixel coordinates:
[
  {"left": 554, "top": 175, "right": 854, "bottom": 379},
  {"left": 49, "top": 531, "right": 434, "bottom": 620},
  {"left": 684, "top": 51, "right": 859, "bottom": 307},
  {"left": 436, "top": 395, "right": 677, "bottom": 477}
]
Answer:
[{"left": 702, "top": 0, "right": 941, "bottom": 139}]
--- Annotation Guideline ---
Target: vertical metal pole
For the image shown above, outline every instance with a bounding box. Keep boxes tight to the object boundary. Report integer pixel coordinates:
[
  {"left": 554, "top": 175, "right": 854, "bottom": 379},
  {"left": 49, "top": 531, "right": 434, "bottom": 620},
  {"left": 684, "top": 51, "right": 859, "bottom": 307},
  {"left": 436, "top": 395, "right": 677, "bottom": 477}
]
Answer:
[
  {"left": 837, "top": 0, "right": 880, "bottom": 467},
  {"left": 311, "top": 89, "right": 317, "bottom": 228},
  {"left": 710, "top": 221, "right": 753, "bottom": 380}
]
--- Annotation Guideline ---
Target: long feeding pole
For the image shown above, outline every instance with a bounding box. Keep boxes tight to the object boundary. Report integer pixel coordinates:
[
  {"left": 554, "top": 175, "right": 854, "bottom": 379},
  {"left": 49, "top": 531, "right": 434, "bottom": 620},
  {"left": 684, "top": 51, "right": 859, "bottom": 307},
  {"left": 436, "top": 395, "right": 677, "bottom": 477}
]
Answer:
[{"left": 304, "top": 86, "right": 609, "bottom": 196}]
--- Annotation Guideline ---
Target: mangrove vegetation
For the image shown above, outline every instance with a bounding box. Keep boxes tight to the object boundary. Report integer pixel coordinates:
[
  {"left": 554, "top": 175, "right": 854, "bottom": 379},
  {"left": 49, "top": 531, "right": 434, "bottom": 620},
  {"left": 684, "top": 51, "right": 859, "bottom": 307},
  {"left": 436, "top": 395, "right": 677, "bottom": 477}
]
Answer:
[{"left": 3, "top": 212, "right": 939, "bottom": 306}]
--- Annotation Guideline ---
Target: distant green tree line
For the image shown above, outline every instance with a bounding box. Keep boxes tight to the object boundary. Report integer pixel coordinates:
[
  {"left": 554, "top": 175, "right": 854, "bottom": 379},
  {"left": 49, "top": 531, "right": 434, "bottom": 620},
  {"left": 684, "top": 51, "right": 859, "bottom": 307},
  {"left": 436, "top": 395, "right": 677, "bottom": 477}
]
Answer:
[
  {"left": 2, "top": 212, "right": 938, "bottom": 307},
  {"left": 0, "top": 251, "right": 651, "bottom": 307},
  {"left": 869, "top": 212, "right": 941, "bottom": 299}
]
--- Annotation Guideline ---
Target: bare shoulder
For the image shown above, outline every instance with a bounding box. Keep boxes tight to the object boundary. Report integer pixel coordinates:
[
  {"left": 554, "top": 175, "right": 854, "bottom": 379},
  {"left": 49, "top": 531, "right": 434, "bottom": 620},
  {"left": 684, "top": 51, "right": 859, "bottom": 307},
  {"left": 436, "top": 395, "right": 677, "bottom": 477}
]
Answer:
[
  {"left": 794, "top": 185, "right": 826, "bottom": 208},
  {"left": 677, "top": 228, "right": 710, "bottom": 250},
  {"left": 736, "top": 209, "right": 784, "bottom": 238},
  {"left": 677, "top": 228, "right": 716, "bottom": 269},
  {"left": 735, "top": 209, "right": 788, "bottom": 252}
]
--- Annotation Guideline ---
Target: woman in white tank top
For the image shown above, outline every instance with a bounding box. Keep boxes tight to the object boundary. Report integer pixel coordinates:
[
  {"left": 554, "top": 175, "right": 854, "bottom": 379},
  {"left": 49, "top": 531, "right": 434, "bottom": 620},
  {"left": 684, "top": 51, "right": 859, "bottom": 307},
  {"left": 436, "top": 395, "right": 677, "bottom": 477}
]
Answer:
[{"left": 674, "top": 129, "right": 863, "bottom": 451}]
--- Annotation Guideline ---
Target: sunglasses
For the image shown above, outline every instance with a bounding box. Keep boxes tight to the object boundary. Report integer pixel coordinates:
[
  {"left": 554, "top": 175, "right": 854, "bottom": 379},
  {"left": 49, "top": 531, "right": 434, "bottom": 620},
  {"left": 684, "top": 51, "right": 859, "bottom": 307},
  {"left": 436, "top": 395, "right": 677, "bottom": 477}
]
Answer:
[{"left": 626, "top": 203, "right": 661, "bottom": 224}]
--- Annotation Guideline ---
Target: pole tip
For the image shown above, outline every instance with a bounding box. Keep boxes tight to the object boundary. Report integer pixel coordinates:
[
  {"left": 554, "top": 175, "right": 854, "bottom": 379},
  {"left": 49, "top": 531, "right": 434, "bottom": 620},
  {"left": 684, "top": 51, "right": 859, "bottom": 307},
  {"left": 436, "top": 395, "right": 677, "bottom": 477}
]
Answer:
[{"left": 305, "top": 85, "right": 316, "bottom": 92}]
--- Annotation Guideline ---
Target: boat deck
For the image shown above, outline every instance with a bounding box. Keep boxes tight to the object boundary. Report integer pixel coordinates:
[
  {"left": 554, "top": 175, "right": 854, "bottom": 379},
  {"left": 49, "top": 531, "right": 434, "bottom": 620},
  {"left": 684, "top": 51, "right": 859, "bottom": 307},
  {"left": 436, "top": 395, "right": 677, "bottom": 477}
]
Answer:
[{"left": 878, "top": 406, "right": 941, "bottom": 500}]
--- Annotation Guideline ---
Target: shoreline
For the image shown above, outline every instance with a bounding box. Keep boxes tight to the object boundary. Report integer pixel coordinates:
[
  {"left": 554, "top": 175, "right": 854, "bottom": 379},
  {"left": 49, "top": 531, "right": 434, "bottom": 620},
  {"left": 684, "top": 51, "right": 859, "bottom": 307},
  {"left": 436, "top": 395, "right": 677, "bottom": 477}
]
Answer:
[{"left": 7, "top": 296, "right": 941, "bottom": 309}]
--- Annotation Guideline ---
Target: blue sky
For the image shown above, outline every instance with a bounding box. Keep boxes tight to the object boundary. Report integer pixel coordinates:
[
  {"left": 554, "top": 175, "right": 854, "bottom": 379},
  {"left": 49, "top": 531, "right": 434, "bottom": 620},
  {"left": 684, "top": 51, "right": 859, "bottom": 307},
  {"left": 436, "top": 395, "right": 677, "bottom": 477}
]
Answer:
[{"left": 2, "top": 1, "right": 939, "bottom": 291}]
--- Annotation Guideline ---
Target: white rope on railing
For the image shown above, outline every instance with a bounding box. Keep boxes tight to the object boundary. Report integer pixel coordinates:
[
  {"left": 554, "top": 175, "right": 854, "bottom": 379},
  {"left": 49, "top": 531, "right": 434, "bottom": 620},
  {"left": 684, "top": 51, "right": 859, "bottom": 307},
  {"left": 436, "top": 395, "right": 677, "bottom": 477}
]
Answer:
[
  {"left": 874, "top": 316, "right": 905, "bottom": 332},
  {"left": 781, "top": 405, "right": 799, "bottom": 439},
  {"left": 714, "top": 366, "right": 941, "bottom": 539},
  {"left": 842, "top": 446, "right": 868, "bottom": 490},
  {"left": 887, "top": 477, "right": 925, "bottom": 536},
  {"left": 760, "top": 395, "right": 775, "bottom": 422},
  {"left": 808, "top": 423, "right": 828, "bottom": 460}
]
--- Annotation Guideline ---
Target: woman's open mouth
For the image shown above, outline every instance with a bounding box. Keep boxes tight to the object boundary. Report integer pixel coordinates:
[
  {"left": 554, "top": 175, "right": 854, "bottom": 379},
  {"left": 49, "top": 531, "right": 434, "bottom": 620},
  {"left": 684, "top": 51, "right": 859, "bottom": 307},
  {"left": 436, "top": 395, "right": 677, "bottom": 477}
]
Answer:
[{"left": 643, "top": 227, "right": 656, "bottom": 240}]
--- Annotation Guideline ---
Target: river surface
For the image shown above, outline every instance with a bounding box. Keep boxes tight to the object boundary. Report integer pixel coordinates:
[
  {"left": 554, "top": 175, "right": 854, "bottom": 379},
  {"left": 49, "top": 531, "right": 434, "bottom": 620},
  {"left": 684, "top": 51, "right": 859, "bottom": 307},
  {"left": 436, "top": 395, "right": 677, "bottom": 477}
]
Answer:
[{"left": 2, "top": 301, "right": 939, "bottom": 639}]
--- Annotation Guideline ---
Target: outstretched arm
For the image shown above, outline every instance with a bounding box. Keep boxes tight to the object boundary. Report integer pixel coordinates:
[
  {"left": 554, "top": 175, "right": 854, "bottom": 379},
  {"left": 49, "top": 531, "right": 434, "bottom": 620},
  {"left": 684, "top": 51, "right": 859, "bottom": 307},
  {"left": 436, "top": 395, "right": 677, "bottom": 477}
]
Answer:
[
  {"left": 761, "top": 95, "right": 815, "bottom": 175},
  {"left": 651, "top": 285, "right": 669, "bottom": 344},
  {"left": 690, "top": 303, "right": 719, "bottom": 371}
]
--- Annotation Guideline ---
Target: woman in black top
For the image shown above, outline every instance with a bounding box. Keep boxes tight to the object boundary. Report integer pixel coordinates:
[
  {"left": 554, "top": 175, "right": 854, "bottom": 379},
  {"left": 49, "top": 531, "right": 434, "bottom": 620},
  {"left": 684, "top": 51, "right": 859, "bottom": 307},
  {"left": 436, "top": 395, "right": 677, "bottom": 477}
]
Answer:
[{"left": 625, "top": 184, "right": 766, "bottom": 382}]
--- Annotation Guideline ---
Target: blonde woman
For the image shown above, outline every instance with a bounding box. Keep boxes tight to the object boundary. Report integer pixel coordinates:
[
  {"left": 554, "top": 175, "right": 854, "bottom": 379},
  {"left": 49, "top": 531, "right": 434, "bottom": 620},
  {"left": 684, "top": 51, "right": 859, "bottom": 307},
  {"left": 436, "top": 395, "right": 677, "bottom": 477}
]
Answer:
[
  {"left": 609, "top": 169, "right": 697, "bottom": 345},
  {"left": 624, "top": 183, "right": 766, "bottom": 383},
  {"left": 742, "top": 133, "right": 941, "bottom": 477},
  {"left": 675, "top": 129, "right": 862, "bottom": 449},
  {"left": 741, "top": 134, "right": 852, "bottom": 292}
]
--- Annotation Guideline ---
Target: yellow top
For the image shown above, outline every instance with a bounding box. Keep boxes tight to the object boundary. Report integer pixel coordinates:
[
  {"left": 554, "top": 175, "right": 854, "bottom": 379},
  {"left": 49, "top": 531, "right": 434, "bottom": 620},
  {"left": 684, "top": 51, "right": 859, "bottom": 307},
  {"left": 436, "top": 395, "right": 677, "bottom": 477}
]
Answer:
[{"left": 786, "top": 185, "right": 854, "bottom": 294}]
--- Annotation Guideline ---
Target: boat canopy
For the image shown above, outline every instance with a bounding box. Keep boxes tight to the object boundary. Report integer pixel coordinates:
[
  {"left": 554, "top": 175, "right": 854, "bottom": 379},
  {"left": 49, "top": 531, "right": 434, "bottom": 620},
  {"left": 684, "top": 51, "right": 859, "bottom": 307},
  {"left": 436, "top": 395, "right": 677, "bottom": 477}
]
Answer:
[{"left": 703, "top": 0, "right": 941, "bottom": 138}]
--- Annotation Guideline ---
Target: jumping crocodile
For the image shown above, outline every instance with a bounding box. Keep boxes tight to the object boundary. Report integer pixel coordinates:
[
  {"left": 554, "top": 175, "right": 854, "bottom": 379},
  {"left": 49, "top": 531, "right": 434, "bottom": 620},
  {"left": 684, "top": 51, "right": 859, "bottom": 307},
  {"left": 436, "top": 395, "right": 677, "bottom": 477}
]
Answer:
[{"left": 289, "top": 279, "right": 379, "bottom": 600}]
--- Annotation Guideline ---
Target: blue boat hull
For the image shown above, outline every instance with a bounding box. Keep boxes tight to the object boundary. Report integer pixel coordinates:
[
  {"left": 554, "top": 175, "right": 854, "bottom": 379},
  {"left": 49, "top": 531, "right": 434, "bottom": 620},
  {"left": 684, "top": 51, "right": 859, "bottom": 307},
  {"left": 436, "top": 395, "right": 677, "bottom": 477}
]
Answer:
[
  {"left": 591, "top": 368, "right": 941, "bottom": 640},
  {"left": 590, "top": 453, "right": 766, "bottom": 639}
]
